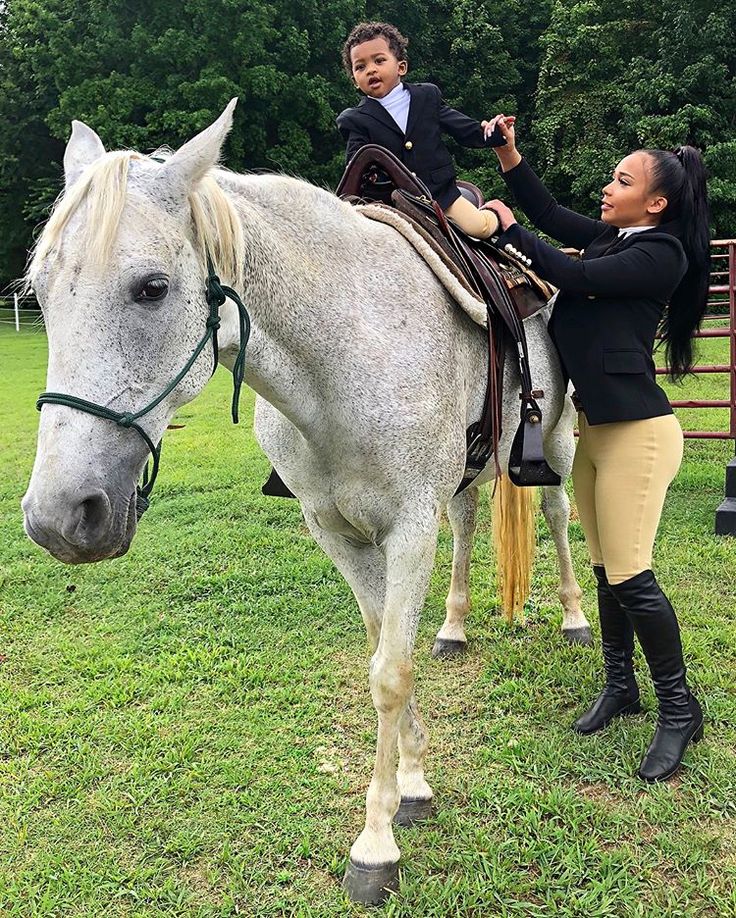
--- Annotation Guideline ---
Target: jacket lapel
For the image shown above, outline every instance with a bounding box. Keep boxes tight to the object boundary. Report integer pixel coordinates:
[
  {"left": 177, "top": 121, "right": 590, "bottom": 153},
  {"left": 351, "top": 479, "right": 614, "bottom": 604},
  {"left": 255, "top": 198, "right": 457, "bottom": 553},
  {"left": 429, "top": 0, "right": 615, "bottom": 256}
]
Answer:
[
  {"left": 358, "top": 95, "right": 404, "bottom": 136},
  {"left": 404, "top": 83, "right": 425, "bottom": 140},
  {"left": 586, "top": 219, "right": 682, "bottom": 259},
  {"left": 584, "top": 227, "right": 622, "bottom": 258}
]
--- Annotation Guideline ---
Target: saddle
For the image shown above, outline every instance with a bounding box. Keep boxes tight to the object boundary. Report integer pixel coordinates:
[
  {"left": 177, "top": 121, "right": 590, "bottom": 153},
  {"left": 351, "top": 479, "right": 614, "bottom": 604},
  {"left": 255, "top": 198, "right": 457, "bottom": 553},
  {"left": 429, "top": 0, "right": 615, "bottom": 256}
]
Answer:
[{"left": 337, "top": 145, "right": 561, "bottom": 490}]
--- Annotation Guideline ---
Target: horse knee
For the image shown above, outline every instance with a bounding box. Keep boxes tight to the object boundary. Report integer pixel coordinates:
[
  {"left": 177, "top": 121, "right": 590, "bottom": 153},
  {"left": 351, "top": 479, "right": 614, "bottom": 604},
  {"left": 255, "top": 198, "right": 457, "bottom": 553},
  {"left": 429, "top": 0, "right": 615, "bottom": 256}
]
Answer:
[{"left": 369, "top": 656, "right": 413, "bottom": 714}]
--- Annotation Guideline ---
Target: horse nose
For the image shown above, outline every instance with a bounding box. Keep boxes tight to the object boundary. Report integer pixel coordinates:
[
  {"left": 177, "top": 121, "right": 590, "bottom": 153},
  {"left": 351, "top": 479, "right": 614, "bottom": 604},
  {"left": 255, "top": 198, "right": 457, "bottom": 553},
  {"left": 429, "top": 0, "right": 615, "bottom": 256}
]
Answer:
[{"left": 60, "top": 489, "right": 113, "bottom": 547}]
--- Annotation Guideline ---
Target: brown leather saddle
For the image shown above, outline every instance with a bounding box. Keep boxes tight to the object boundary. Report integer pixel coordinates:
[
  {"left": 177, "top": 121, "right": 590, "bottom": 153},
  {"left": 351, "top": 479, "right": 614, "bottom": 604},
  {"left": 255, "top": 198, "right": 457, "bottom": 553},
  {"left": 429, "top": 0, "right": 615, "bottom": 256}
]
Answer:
[{"left": 337, "top": 144, "right": 561, "bottom": 491}]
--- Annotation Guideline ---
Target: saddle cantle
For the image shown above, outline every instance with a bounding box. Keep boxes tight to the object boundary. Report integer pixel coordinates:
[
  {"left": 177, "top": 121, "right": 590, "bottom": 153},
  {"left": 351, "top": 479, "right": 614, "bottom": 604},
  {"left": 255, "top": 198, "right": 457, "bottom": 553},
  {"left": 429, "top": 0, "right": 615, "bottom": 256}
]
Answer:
[
  {"left": 337, "top": 144, "right": 561, "bottom": 491},
  {"left": 336, "top": 143, "right": 429, "bottom": 202}
]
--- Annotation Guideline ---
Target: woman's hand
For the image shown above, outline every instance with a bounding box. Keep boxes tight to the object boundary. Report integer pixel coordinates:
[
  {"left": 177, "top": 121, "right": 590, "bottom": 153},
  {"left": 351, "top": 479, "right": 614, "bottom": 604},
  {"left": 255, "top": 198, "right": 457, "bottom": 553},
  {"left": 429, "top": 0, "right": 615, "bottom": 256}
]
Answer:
[
  {"left": 483, "top": 198, "right": 517, "bottom": 231},
  {"left": 482, "top": 114, "right": 516, "bottom": 147},
  {"left": 483, "top": 115, "right": 521, "bottom": 172}
]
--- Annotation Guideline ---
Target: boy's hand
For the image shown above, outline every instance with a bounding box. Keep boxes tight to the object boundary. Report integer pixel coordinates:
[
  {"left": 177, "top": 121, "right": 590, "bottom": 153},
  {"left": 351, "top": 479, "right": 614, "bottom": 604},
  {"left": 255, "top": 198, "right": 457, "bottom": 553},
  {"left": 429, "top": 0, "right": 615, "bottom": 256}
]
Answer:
[
  {"left": 484, "top": 115, "right": 521, "bottom": 171},
  {"left": 482, "top": 114, "right": 516, "bottom": 147},
  {"left": 483, "top": 199, "right": 517, "bottom": 231}
]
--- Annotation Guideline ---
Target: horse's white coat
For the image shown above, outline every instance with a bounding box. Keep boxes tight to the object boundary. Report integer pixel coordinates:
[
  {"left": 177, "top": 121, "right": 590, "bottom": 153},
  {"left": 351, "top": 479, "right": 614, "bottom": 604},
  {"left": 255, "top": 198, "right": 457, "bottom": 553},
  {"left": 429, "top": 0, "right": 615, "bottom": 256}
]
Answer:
[{"left": 22, "top": 102, "right": 586, "bottom": 879}]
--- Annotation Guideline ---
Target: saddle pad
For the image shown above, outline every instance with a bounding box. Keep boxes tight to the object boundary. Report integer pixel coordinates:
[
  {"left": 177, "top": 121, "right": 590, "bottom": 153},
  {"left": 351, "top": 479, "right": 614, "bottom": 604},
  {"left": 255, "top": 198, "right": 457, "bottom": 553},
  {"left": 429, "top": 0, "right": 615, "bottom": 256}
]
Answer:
[{"left": 357, "top": 203, "right": 488, "bottom": 327}]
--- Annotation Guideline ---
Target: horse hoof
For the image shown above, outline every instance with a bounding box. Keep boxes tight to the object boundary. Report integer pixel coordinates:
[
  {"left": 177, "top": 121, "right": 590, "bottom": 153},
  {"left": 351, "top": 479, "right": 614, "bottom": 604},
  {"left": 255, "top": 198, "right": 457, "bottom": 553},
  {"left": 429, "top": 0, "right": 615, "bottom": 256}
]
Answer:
[
  {"left": 394, "top": 795, "right": 434, "bottom": 827},
  {"left": 342, "top": 858, "right": 399, "bottom": 905},
  {"left": 563, "top": 626, "right": 593, "bottom": 646},
  {"left": 432, "top": 637, "right": 467, "bottom": 658}
]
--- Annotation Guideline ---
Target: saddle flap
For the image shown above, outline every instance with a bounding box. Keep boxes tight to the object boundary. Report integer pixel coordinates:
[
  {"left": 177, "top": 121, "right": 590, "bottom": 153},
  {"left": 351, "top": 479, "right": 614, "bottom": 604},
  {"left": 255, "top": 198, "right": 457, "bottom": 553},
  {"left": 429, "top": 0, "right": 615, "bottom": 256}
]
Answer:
[{"left": 390, "top": 189, "right": 553, "bottom": 321}]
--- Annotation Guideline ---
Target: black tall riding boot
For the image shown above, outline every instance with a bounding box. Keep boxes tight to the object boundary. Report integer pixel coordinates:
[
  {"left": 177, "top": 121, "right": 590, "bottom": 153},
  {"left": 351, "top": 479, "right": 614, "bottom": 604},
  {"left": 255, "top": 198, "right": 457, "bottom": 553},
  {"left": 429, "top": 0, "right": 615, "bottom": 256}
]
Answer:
[
  {"left": 610, "top": 570, "right": 704, "bottom": 782},
  {"left": 573, "top": 565, "right": 641, "bottom": 735}
]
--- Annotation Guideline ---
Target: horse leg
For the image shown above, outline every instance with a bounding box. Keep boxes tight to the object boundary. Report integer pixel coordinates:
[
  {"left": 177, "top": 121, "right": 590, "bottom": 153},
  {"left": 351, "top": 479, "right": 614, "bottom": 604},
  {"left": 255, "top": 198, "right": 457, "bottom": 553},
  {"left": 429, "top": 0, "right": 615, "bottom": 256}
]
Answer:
[
  {"left": 432, "top": 486, "right": 479, "bottom": 657},
  {"left": 395, "top": 693, "right": 433, "bottom": 827},
  {"left": 302, "top": 512, "right": 433, "bottom": 865},
  {"left": 542, "top": 411, "right": 590, "bottom": 645},
  {"left": 343, "top": 512, "right": 439, "bottom": 905},
  {"left": 302, "top": 509, "right": 385, "bottom": 648},
  {"left": 541, "top": 485, "right": 589, "bottom": 643}
]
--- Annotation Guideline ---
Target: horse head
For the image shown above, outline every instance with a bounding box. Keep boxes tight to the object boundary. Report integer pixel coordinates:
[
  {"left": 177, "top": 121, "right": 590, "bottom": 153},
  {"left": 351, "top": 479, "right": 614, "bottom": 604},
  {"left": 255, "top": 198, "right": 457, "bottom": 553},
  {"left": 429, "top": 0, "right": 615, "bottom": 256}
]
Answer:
[{"left": 22, "top": 99, "right": 241, "bottom": 563}]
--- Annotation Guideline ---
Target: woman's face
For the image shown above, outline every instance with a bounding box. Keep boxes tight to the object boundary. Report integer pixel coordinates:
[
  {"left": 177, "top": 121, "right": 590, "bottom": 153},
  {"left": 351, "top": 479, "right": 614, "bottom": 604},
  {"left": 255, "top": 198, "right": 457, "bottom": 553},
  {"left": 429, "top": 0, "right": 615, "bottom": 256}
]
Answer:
[{"left": 600, "top": 152, "right": 668, "bottom": 227}]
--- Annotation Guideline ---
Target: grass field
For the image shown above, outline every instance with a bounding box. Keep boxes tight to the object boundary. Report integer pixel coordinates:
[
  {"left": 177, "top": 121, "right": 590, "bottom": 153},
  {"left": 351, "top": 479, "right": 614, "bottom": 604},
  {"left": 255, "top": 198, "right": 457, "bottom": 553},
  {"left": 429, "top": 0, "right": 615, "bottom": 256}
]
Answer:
[{"left": 1, "top": 324, "right": 735, "bottom": 917}]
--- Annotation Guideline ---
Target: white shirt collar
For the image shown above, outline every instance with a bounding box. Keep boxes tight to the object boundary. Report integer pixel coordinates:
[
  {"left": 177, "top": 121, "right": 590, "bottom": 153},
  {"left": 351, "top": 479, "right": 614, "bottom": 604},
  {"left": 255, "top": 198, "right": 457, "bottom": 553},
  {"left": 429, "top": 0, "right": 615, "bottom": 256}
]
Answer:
[
  {"left": 376, "top": 82, "right": 408, "bottom": 107},
  {"left": 618, "top": 225, "right": 656, "bottom": 238}
]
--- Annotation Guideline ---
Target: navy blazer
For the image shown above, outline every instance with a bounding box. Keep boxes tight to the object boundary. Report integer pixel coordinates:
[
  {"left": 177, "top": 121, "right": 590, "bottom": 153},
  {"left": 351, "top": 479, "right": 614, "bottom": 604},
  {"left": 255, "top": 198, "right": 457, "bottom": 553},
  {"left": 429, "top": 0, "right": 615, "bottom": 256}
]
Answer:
[
  {"left": 496, "top": 159, "right": 688, "bottom": 425},
  {"left": 336, "top": 82, "right": 500, "bottom": 210}
]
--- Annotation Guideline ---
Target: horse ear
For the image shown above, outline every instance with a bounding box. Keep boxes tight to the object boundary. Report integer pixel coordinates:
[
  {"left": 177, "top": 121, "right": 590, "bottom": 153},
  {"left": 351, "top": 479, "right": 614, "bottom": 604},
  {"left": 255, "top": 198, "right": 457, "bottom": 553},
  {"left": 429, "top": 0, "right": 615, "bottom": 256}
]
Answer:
[
  {"left": 159, "top": 98, "right": 238, "bottom": 196},
  {"left": 64, "top": 120, "right": 106, "bottom": 189}
]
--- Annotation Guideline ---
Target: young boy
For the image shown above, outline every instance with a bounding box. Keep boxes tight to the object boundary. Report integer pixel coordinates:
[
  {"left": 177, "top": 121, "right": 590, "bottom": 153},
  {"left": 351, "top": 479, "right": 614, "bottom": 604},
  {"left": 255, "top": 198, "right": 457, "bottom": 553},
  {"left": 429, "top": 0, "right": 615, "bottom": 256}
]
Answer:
[{"left": 337, "top": 21, "right": 504, "bottom": 239}]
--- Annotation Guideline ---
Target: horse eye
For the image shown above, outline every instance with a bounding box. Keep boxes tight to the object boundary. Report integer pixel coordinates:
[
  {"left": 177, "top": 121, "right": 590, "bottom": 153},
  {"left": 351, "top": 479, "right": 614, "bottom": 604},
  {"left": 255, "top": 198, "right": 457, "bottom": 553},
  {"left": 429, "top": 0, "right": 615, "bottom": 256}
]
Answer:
[{"left": 135, "top": 277, "right": 169, "bottom": 302}]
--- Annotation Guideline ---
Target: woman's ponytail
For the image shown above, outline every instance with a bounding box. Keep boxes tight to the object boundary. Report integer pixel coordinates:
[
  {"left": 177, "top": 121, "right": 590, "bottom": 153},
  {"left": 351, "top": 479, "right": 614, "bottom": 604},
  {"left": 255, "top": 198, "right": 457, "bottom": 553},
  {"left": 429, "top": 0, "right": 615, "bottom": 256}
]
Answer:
[{"left": 644, "top": 146, "right": 711, "bottom": 381}]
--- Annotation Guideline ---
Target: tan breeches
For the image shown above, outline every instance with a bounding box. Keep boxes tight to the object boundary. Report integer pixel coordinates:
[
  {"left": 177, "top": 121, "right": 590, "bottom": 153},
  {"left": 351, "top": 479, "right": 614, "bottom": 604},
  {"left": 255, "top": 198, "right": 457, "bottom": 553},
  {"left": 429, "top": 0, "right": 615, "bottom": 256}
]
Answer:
[
  {"left": 445, "top": 194, "right": 499, "bottom": 239},
  {"left": 572, "top": 413, "right": 684, "bottom": 585}
]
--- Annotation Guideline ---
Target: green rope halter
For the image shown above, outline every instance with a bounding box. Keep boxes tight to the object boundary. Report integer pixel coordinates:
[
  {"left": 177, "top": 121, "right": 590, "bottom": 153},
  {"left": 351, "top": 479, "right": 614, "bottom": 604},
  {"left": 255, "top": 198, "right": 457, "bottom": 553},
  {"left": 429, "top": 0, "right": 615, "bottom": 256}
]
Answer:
[{"left": 36, "top": 255, "right": 250, "bottom": 518}]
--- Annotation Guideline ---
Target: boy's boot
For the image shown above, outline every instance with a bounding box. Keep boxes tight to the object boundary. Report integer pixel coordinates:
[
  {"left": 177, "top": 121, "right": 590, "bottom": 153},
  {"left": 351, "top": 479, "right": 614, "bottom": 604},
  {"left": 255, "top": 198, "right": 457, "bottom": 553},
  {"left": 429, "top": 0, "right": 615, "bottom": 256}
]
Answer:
[
  {"left": 573, "top": 565, "right": 641, "bottom": 735},
  {"left": 261, "top": 467, "right": 296, "bottom": 498},
  {"left": 610, "top": 570, "right": 704, "bottom": 782}
]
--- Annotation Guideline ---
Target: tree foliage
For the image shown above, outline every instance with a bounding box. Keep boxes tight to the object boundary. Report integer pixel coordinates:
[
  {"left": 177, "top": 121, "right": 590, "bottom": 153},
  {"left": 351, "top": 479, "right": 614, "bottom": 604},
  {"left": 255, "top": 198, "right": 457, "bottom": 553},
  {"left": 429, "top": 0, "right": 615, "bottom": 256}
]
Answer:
[
  {"left": 1, "top": 0, "right": 734, "bottom": 286},
  {"left": 533, "top": 0, "right": 736, "bottom": 233}
]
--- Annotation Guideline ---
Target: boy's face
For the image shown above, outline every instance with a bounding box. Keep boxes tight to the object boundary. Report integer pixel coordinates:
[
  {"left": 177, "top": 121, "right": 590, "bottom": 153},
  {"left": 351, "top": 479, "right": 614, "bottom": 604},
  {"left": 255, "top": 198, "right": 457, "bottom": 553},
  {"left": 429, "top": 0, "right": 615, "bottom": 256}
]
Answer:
[{"left": 350, "top": 37, "right": 407, "bottom": 99}]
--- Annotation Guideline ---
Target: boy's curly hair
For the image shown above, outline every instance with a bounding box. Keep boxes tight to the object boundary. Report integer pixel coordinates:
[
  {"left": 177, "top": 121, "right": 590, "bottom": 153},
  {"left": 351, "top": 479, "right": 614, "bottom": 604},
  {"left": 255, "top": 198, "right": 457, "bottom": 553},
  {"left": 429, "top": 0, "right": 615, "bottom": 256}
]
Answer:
[{"left": 342, "top": 22, "right": 408, "bottom": 76}]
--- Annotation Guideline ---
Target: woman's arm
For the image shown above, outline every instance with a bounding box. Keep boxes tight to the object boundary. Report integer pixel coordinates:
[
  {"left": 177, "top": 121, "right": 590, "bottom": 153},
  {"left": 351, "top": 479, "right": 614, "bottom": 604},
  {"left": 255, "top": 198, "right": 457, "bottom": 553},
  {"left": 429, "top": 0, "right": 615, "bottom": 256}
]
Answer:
[
  {"left": 488, "top": 116, "right": 607, "bottom": 250},
  {"left": 498, "top": 222, "right": 687, "bottom": 300}
]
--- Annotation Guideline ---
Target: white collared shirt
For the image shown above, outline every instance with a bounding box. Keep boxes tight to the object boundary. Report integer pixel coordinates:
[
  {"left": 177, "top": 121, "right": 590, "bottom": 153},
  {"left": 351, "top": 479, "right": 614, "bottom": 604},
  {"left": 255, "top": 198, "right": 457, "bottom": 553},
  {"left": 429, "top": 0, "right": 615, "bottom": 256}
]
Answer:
[
  {"left": 376, "top": 82, "right": 410, "bottom": 134},
  {"left": 617, "top": 225, "right": 656, "bottom": 239}
]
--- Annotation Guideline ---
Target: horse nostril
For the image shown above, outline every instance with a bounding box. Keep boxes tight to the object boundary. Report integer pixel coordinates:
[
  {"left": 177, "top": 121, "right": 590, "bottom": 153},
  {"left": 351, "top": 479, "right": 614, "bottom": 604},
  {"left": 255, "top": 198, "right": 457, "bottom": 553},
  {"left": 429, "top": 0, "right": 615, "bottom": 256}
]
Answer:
[{"left": 64, "top": 490, "right": 113, "bottom": 546}]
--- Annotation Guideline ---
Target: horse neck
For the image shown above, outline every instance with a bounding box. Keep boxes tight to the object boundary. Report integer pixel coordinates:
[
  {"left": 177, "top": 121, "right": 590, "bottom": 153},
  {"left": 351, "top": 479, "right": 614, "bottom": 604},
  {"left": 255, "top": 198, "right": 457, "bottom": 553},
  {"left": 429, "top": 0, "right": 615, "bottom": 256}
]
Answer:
[{"left": 216, "top": 173, "right": 360, "bottom": 432}]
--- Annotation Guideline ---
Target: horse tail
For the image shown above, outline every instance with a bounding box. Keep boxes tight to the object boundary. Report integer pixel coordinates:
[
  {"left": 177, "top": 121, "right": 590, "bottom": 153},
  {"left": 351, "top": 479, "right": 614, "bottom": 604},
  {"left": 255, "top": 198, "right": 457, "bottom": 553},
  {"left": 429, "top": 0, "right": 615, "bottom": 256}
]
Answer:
[{"left": 492, "top": 476, "right": 538, "bottom": 623}]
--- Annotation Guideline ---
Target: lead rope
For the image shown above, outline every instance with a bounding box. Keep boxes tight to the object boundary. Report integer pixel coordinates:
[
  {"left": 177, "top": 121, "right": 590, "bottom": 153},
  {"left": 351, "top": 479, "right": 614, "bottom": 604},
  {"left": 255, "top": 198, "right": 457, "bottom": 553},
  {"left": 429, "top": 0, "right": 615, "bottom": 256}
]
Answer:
[{"left": 37, "top": 254, "right": 251, "bottom": 519}]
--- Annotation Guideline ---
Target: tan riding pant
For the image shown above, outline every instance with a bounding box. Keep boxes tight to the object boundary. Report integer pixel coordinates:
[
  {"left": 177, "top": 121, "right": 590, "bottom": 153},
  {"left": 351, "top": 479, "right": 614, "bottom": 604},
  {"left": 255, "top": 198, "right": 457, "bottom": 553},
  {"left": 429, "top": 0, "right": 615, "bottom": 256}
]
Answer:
[
  {"left": 572, "top": 413, "right": 684, "bottom": 585},
  {"left": 445, "top": 194, "right": 499, "bottom": 239}
]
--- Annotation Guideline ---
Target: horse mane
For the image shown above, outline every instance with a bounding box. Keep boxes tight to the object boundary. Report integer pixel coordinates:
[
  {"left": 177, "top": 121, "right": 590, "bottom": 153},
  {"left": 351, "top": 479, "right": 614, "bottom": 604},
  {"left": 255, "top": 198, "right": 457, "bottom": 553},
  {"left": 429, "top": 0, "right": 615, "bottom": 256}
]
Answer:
[{"left": 26, "top": 150, "right": 245, "bottom": 289}]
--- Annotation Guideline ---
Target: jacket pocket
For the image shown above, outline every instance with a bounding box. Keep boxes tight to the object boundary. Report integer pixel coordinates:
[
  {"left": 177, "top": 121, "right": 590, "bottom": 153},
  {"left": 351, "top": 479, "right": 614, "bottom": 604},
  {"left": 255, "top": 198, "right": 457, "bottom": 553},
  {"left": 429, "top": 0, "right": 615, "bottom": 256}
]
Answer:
[
  {"left": 430, "top": 163, "right": 455, "bottom": 184},
  {"left": 603, "top": 349, "right": 648, "bottom": 374}
]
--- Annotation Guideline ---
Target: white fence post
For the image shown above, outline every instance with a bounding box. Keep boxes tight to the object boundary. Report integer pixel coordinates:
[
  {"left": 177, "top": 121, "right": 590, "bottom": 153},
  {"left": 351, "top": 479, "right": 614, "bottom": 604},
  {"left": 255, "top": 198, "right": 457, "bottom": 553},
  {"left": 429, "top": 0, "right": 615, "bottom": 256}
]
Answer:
[{"left": 14, "top": 293, "right": 20, "bottom": 331}]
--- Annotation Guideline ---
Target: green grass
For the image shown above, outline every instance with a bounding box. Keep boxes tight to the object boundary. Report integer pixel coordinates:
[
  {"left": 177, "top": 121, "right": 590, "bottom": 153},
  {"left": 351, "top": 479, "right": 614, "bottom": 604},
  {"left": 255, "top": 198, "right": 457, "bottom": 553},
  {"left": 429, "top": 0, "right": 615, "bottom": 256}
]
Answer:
[{"left": 1, "top": 325, "right": 735, "bottom": 917}]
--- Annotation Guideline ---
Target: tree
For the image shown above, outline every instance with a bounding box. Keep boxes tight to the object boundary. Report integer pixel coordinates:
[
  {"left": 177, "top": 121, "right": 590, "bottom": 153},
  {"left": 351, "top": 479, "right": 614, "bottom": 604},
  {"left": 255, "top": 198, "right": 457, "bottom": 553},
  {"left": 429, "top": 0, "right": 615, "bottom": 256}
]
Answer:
[
  {"left": 1, "top": 0, "right": 734, "bottom": 287},
  {"left": 533, "top": 0, "right": 736, "bottom": 235}
]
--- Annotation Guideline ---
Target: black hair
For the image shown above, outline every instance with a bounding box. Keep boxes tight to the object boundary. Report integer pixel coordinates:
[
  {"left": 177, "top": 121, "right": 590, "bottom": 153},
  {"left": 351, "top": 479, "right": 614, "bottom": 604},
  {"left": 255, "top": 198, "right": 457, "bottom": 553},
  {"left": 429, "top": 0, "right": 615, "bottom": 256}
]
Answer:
[
  {"left": 642, "top": 146, "right": 711, "bottom": 381},
  {"left": 342, "top": 22, "right": 408, "bottom": 77}
]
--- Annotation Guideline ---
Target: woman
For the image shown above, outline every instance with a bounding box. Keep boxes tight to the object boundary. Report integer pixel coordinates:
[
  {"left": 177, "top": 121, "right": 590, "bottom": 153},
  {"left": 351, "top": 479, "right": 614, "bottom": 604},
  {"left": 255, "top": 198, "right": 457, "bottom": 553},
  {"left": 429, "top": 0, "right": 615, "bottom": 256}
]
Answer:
[{"left": 484, "top": 115, "right": 710, "bottom": 782}]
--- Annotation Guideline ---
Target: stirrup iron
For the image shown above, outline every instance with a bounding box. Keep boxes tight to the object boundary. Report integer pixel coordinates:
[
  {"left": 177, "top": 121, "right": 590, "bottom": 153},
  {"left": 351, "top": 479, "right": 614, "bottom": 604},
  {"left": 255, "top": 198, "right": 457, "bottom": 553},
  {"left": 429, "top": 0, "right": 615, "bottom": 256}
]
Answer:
[{"left": 507, "top": 397, "right": 561, "bottom": 487}]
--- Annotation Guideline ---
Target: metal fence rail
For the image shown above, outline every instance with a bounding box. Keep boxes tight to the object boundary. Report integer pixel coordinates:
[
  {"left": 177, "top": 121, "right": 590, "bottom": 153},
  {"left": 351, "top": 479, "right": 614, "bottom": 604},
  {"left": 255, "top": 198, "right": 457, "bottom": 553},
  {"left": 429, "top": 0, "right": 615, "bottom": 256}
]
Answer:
[
  {"left": 666, "top": 239, "right": 736, "bottom": 534},
  {"left": 656, "top": 240, "right": 736, "bottom": 443}
]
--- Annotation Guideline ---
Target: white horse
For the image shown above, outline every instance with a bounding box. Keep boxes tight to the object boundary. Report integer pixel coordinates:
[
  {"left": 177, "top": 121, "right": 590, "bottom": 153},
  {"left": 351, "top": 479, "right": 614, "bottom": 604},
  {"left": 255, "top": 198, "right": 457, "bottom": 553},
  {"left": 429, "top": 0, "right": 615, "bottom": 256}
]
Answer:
[{"left": 22, "top": 101, "right": 588, "bottom": 904}]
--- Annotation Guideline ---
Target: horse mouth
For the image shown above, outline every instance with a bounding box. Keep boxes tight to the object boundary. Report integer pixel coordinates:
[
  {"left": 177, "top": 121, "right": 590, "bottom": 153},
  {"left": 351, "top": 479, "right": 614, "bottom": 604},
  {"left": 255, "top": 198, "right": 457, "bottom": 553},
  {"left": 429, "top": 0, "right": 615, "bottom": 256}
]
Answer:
[{"left": 23, "top": 489, "right": 138, "bottom": 564}]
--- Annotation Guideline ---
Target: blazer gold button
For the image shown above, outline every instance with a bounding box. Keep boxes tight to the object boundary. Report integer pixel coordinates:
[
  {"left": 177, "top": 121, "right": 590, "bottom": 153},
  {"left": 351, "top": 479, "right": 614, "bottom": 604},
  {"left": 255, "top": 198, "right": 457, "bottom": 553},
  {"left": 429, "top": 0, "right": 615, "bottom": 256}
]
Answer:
[{"left": 404, "top": 141, "right": 413, "bottom": 150}]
